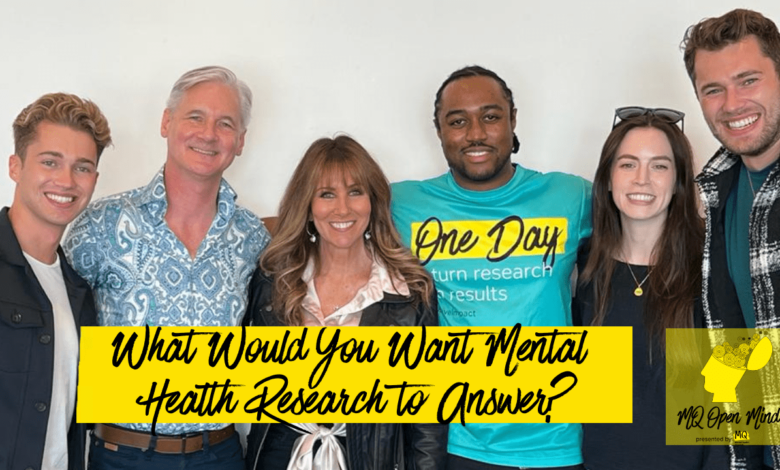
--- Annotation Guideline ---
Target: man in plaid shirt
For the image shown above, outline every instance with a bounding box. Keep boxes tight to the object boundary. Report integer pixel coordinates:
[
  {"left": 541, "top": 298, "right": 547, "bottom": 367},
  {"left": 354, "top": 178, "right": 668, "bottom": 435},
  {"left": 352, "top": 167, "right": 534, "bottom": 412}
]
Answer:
[{"left": 683, "top": 8, "right": 780, "bottom": 470}]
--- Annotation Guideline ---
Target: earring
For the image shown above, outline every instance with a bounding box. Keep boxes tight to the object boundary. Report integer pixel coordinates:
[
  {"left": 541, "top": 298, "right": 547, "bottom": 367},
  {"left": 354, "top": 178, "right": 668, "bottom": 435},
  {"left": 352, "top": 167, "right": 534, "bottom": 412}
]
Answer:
[
  {"left": 364, "top": 230, "right": 371, "bottom": 241},
  {"left": 306, "top": 224, "right": 317, "bottom": 243}
]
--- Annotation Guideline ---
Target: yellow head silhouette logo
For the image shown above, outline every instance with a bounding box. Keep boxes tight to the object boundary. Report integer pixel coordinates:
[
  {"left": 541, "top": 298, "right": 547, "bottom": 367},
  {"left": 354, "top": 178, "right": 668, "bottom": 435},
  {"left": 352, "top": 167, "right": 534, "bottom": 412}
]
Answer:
[{"left": 701, "top": 334, "right": 773, "bottom": 403}]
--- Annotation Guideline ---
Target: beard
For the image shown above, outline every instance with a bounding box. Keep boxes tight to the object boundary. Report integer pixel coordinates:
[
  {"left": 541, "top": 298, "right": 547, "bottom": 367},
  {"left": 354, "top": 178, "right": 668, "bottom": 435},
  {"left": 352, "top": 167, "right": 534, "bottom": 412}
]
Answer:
[
  {"left": 710, "top": 98, "right": 780, "bottom": 159},
  {"left": 446, "top": 151, "right": 513, "bottom": 185}
]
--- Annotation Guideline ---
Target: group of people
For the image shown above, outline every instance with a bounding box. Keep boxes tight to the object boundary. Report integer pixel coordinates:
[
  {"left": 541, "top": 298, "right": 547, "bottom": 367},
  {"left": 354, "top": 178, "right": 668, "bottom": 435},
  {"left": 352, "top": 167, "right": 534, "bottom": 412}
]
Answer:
[{"left": 2, "top": 6, "right": 779, "bottom": 470}]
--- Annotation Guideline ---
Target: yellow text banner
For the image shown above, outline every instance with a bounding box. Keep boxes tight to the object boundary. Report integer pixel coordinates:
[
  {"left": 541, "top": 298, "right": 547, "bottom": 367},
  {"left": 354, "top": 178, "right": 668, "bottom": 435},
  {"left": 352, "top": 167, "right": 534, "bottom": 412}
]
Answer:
[
  {"left": 78, "top": 325, "right": 631, "bottom": 428},
  {"left": 410, "top": 217, "right": 568, "bottom": 264}
]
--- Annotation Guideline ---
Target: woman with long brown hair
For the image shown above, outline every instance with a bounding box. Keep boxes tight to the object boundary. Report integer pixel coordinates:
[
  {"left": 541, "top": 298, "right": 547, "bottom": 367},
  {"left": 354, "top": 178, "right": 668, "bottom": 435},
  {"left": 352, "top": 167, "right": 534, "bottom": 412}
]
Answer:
[
  {"left": 243, "top": 135, "right": 446, "bottom": 470},
  {"left": 573, "top": 108, "right": 726, "bottom": 469}
]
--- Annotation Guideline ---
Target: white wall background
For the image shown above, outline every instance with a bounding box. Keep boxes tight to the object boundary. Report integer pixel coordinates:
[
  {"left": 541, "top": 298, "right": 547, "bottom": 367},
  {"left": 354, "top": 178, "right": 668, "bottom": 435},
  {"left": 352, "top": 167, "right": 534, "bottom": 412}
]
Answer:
[{"left": 1, "top": 0, "right": 778, "bottom": 218}]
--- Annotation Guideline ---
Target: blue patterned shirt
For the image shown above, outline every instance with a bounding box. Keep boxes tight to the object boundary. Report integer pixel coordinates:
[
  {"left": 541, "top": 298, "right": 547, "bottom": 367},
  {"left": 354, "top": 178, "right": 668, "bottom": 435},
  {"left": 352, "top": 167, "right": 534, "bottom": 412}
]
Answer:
[{"left": 64, "top": 167, "right": 269, "bottom": 435}]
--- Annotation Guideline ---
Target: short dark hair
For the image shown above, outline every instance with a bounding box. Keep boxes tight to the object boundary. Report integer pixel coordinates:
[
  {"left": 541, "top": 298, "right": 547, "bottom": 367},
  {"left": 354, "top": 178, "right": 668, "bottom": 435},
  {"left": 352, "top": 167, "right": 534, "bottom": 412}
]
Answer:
[
  {"left": 13, "top": 92, "right": 112, "bottom": 160},
  {"left": 433, "top": 65, "right": 520, "bottom": 153},
  {"left": 433, "top": 65, "right": 515, "bottom": 131},
  {"left": 682, "top": 9, "right": 780, "bottom": 86}
]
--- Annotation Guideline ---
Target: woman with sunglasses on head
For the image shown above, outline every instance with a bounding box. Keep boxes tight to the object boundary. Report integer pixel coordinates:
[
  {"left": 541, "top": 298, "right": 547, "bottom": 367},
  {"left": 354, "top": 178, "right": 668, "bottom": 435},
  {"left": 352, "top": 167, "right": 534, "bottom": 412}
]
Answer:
[
  {"left": 243, "top": 135, "right": 446, "bottom": 470},
  {"left": 573, "top": 108, "right": 728, "bottom": 469}
]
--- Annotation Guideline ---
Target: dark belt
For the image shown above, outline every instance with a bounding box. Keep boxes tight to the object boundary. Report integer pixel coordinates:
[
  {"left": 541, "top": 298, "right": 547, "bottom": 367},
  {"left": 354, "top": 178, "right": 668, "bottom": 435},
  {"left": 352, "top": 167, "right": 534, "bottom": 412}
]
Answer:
[{"left": 94, "top": 424, "right": 235, "bottom": 454}]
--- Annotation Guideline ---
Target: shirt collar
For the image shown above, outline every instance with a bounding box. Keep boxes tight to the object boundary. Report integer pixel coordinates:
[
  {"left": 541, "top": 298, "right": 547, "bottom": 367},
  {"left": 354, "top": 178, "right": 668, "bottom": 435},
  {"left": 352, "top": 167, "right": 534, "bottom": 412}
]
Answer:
[
  {"left": 301, "top": 255, "right": 410, "bottom": 296},
  {"left": 138, "top": 166, "right": 238, "bottom": 227},
  {"left": 301, "top": 254, "right": 410, "bottom": 323}
]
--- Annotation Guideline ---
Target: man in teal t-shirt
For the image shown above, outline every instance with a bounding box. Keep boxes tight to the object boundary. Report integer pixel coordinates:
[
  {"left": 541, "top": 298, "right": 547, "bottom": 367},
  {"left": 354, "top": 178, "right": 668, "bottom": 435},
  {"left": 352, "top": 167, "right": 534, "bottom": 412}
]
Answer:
[{"left": 391, "top": 66, "right": 591, "bottom": 469}]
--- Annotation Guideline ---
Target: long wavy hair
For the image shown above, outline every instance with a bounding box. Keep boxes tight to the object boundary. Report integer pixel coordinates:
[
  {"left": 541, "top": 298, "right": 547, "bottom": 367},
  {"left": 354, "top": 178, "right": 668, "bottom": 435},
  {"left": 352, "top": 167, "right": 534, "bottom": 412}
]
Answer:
[
  {"left": 580, "top": 114, "right": 704, "bottom": 347},
  {"left": 260, "top": 135, "right": 435, "bottom": 325}
]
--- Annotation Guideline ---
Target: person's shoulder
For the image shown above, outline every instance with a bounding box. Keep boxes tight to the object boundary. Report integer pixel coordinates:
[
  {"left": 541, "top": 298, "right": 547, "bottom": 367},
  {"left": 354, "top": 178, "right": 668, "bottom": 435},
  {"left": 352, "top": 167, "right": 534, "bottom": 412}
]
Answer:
[
  {"left": 231, "top": 205, "right": 271, "bottom": 250},
  {"left": 85, "top": 185, "right": 146, "bottom": 216},
  {"left": 72, "top": 186, "right": 147, "bottom": 232},
  {"left": 515, "top": 168, "right": 591, "bottom": 203},
  {"left": 697, "top": 147, "right": 740, "bottom": 181},
  {"left": 232, "top": 204, "right": 264, "bottom": 229},
  {"left": 249, "top": 267, "right": 273, "bottom": 289},
  {"left": 536, "top": 170, "right": 592, "bottom": 192},
  {"left": 392, "top": 173, "right": 449, "bottom": 197}
]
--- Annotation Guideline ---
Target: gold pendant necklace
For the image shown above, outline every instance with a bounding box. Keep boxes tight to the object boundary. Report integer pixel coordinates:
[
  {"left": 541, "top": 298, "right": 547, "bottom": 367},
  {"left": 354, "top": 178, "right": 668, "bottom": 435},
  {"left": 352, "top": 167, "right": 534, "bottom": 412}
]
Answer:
[{"left": 624, "top": 260, "right": 651, "bottom": 297}]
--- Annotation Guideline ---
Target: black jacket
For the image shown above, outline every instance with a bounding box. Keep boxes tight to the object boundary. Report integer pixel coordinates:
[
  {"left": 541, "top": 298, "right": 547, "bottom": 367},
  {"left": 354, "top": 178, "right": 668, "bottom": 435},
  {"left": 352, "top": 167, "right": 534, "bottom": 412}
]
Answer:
[
  {"left": 0, "top": 207, "right": 97, "bottom": 470},
  {"left": 696, "top": 150, "right": 780, "bottom": 469},
  {"left": 242, "top": 269, "right": 447, "bottom": 470}
]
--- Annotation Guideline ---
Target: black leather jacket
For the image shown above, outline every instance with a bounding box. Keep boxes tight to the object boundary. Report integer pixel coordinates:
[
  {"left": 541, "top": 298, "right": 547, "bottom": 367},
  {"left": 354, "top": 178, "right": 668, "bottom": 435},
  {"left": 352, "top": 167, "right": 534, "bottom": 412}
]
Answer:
[
  {"left": 242, "top": 269, "right": 447, "bottom": 470},
  {"left": 0, "top": 208, "right": 96, "bottom": 470}
]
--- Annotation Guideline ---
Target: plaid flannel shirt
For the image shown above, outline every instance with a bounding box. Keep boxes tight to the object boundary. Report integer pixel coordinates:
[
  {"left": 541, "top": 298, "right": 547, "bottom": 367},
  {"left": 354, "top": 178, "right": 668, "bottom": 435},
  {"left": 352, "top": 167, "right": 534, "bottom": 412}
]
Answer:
[{"left": 697, "top": 146, "right": 780, "bottom": 469}]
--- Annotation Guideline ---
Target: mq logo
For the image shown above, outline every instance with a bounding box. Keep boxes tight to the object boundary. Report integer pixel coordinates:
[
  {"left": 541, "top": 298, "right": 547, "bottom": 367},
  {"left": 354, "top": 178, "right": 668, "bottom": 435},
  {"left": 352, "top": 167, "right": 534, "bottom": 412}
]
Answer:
[{"left": 733, "top": 430, "right": 750, "bottom": 443}]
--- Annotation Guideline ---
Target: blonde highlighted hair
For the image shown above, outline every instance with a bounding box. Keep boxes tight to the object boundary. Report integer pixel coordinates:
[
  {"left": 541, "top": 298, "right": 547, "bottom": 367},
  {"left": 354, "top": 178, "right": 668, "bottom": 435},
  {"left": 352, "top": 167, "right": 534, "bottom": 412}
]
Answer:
[{"left": 13, "top": 92, "right": 112, "bottom": 160}]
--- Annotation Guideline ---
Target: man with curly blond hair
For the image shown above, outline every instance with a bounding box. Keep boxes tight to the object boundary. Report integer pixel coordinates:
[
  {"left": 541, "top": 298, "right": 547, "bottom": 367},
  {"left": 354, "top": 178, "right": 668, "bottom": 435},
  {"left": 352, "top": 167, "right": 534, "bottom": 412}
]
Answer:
[{"left": 0, "top": 92, "right": 111, "bottom": 470}]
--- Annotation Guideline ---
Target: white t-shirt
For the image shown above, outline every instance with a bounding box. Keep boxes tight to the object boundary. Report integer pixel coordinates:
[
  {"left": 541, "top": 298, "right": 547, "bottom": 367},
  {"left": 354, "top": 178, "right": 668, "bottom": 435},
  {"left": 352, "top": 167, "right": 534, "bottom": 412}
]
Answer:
[{"left": 24, "top": 252, "right": 79, "bottom": 470}]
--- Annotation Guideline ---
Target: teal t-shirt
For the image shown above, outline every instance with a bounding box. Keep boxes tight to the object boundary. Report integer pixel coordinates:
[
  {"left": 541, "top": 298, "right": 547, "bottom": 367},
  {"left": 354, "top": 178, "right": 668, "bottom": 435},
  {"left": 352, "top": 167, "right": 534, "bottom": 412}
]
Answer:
[
  {"left": 725, "top": 164, "right": 772, "bottom": 329},
  {"left": 391, "top": 164, "right": 592, "bottom": 467}
]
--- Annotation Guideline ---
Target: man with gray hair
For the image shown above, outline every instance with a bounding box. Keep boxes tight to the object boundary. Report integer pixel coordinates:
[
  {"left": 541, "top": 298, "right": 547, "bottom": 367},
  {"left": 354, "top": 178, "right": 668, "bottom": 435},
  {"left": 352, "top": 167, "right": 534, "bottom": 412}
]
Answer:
[{"left": 64, "top": 66, "right": 269, "bottom": 469}]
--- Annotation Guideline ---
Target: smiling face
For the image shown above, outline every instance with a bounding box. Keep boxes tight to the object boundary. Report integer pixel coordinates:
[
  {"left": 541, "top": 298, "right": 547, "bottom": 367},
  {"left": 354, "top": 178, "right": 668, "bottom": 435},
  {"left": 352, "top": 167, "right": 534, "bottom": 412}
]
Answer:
[
  {"left": 610, "top": 127, "right": 676, "bottom": 231},
  {"left": 161, "top": 81, "right": 246, "bottom": 181},
  {"left": 436, "top": 75, "right": 517, "bottom": 191},
  {"left": 310, "top": 172, "right": 372, "bottom": 256},
  {"left": 694, "top": 35, "right": 780, "bottom": 170},
  {"left": 9, "top": 121, "right": 99, "bottom": 236}
]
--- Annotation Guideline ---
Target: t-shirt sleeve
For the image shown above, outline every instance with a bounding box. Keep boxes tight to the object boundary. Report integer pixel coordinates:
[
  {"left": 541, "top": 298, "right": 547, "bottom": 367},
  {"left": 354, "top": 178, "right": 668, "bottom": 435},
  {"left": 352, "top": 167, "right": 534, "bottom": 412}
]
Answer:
[{"left": 578, "top": 178, "right": 593, "bottom": 244}]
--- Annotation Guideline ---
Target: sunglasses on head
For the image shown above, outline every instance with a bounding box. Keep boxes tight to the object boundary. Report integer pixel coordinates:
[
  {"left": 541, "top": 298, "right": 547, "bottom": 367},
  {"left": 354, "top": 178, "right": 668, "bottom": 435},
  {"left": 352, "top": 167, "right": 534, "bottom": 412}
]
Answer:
[{"left": 612, "top": 106, "right": 685, "bottom": 132}]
